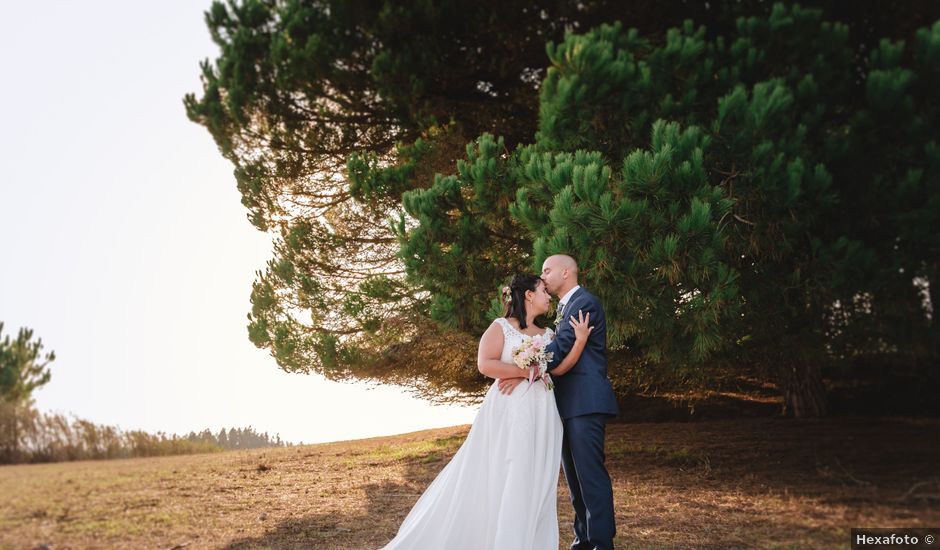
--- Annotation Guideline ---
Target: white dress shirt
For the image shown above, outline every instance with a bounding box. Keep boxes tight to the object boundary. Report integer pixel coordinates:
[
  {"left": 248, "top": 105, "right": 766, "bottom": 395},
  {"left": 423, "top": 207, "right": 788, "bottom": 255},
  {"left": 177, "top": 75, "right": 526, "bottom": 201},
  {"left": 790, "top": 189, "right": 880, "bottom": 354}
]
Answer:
[{"left": 558, "top": 284, "right": 581, "bottom": 315}]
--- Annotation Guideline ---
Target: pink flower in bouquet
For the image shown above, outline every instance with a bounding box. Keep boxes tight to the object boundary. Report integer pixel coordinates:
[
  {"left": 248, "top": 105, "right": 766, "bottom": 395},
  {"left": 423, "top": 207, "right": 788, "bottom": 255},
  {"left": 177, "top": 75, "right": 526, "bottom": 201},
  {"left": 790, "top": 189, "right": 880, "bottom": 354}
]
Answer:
[{"left": 511, "top": 334, "right": 555, "bottom": 392}]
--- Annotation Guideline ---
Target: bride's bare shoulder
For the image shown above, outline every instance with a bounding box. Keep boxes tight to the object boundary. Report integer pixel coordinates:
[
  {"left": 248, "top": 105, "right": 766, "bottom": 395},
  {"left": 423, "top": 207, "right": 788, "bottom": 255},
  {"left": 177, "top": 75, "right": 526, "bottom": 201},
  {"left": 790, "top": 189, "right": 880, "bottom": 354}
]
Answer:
[{"left": 485, "top": 317, "right": 507, "bottom": 335}]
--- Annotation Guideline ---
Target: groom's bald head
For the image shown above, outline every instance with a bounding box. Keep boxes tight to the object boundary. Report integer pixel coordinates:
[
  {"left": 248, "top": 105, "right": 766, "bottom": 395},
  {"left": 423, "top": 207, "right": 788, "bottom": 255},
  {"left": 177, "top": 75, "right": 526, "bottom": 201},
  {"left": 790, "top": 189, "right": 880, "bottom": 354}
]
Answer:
[
  {"left": 552, "top": 254, "right": 579, "bottom": 274},
  {"left": 540, "top": 254, "right": 579, "bottom": 297}
]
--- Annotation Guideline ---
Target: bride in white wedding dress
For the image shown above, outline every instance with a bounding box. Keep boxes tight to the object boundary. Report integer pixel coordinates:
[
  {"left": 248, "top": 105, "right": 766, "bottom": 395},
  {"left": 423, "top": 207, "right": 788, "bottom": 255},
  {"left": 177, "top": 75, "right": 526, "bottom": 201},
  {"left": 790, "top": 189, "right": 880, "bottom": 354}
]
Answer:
[{"left": 380, "top": 273, "right": 592, "bottom": 550}]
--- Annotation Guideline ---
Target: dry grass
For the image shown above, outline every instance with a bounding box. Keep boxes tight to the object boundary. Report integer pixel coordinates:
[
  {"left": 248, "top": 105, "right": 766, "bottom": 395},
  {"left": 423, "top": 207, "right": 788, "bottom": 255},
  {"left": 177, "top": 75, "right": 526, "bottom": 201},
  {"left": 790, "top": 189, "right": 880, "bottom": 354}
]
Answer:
[{"left": 1, "top": 416, "right": 937, "bottom": 549}]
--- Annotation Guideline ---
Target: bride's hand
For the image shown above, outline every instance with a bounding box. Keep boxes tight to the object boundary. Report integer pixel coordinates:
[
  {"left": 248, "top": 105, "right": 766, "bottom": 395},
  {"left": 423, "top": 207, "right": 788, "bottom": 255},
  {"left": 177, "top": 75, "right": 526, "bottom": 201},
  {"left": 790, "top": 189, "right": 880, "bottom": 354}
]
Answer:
[
  {"left": 568, "top": 310, "right": 593, "bottom": 341},
  {"left": 498, "top": 376, "right": 526, "bottom": 395}
]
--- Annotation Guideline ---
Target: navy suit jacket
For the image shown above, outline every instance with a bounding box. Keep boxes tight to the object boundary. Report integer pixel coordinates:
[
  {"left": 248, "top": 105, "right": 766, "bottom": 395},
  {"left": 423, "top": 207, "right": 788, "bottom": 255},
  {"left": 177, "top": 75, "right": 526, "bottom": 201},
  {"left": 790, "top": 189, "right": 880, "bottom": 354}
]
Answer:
[{"left": 545, "top": 287, "right": 620, "bottom": 420}]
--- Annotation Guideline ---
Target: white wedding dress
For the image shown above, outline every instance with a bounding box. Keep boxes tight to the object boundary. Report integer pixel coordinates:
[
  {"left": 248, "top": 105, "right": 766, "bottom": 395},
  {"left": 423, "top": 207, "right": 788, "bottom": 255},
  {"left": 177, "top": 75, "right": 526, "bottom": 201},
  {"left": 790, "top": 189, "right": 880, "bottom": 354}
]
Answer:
[{"left": 380, "top": 317, "right": 564, "bottom": 550}]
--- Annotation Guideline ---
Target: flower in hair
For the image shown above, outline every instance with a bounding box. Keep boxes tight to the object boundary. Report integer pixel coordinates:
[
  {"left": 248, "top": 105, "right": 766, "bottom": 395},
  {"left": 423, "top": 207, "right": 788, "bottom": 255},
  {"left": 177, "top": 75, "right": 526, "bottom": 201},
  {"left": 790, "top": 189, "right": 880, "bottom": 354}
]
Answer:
[{"left": 502, "top": 285, "right": 512, "bottom": 302}]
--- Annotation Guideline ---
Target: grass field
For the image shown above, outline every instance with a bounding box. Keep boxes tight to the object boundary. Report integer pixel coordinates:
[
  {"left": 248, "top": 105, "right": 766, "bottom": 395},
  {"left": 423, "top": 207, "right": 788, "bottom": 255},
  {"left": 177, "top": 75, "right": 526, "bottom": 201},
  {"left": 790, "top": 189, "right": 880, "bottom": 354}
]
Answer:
[{"left": 1, "top": 416, "right": 938, "bottom": 549}]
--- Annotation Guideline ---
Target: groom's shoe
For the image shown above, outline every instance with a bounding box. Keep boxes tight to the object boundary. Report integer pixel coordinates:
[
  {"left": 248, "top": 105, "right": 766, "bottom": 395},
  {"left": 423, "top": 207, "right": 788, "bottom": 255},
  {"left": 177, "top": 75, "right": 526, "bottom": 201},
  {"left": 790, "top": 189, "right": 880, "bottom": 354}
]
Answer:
[
  {"left": 570, "top": 538, "right": 613, "bottom": 550},
  {"left": 570, "top": 543, "right": 612, "bottom": 550}
]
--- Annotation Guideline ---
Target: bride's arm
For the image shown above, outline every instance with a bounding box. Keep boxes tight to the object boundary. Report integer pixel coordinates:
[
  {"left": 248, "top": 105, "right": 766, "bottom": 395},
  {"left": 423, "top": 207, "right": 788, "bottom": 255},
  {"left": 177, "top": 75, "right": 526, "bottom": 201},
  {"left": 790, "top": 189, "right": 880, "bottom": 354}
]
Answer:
[
  {"left": 549, "top": 311, "right": 593, "bottom": 377},
  {"left": 477, "top": 322, "right": 527, "bottom": 380}
]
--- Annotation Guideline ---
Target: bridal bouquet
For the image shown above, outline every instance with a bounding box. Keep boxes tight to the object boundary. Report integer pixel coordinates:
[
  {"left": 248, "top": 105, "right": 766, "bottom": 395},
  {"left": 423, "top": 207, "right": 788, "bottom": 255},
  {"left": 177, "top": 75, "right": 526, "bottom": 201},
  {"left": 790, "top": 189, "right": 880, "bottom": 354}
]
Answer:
[{"left": 512, "top": 335, "right": 555, "bottom": 391}]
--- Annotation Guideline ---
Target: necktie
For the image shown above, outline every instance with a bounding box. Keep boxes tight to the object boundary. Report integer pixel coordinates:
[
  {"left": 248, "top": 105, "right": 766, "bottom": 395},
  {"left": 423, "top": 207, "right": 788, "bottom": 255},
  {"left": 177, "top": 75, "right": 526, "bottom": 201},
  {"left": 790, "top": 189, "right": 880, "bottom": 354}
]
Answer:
[{"left": 554, "top": 302, "right": 567, "bottom": 326}]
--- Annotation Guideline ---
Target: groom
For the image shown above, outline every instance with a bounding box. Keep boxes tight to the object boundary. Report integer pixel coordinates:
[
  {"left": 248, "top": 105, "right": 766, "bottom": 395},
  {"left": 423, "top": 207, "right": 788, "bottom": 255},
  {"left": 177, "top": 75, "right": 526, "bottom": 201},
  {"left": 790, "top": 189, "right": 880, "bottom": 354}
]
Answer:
[{"left": 503, "top": 254, "right": 619, "bottom": 550}]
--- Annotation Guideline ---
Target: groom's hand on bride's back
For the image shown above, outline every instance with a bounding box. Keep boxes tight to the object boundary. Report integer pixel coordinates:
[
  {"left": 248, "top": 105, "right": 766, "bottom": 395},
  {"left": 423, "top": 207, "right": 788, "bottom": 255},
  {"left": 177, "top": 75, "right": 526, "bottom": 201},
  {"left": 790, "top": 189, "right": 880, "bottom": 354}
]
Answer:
[{"left": 498, "top": 377, "right": 525, "bottom": 395}]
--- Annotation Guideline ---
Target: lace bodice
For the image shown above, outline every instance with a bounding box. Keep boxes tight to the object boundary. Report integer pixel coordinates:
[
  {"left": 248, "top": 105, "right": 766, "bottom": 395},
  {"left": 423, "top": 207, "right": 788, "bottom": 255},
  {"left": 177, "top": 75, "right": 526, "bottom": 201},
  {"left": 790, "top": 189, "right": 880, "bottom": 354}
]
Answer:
[{"left": 494, "top": 317, "right": 554, "bottom": 363}]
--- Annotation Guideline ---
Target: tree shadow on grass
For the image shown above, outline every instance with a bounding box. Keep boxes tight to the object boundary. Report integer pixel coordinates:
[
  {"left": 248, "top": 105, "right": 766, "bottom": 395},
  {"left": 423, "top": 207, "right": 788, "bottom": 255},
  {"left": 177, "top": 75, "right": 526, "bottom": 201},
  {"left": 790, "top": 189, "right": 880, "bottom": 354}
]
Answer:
[
  {"left": 600, "top": 417, "right": 940, "bottom": 548},
  {"left": 221, "top": 443, "right": 453, "bottom": 550}
]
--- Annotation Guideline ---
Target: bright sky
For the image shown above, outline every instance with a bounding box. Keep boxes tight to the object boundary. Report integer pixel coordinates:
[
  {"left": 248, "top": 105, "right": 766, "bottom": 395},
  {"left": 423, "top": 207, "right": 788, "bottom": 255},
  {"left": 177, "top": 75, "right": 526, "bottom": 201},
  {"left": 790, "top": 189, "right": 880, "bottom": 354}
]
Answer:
[{"left": 0, "top": 1, "right": 477, "bottom": 445}]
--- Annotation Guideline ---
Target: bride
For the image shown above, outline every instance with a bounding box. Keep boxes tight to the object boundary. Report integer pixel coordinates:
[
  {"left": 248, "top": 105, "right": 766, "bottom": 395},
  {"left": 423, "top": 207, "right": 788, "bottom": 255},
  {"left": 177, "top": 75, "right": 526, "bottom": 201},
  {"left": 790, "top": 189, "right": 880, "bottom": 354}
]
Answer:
[{"left": 380, "top": 273, "right": 592, "bottom": 549}]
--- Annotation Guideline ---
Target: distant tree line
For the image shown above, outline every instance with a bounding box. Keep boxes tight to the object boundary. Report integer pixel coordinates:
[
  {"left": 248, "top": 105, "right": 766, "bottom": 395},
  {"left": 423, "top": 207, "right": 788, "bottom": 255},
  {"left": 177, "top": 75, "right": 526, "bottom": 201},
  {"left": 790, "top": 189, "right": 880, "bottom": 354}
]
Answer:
[
  {"left": 0, "top": 322, "right": 291, "bottom": 464},
  {"left": 183, "top": 426, "right": 287, "bottom": 450},
  {"left": 0, "top": 402, "right": 215, "bottom": 463},
  {"left": 0, "top": 401, "right": 292, "bottom": 465}
]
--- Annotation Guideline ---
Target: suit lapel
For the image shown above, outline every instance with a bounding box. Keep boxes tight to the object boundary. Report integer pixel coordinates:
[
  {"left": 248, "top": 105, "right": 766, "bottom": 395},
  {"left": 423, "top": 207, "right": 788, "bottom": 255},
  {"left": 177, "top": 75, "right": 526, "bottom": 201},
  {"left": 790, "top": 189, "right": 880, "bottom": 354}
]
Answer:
[
  {"left": 566, "top": 287, "right": 585, "bottom": 315},
  {"left": 559, "top": 287, "right": 586, "bottom": 328}
]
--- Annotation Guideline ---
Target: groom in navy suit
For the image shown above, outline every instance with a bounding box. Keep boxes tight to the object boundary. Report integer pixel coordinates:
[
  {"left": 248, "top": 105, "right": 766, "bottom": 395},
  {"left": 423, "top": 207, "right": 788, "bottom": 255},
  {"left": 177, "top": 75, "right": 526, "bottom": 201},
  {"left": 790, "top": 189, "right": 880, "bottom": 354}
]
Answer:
[{"left": 541, "top": 254, "right": 619, "bottom": 550}]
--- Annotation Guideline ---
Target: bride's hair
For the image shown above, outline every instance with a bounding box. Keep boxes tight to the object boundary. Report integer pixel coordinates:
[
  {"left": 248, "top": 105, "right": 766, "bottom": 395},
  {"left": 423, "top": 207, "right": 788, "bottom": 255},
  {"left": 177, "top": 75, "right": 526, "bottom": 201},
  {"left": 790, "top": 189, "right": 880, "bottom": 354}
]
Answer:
[{"left": 501, "top": 273, "right": 542, "bottom": 329}]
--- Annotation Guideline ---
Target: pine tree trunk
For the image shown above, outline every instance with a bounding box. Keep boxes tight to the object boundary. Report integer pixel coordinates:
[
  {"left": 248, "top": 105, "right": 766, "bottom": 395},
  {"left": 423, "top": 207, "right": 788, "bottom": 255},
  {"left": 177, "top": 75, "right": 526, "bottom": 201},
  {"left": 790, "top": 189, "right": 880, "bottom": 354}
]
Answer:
[
  {"left": 10, "top": 404, "right": 18, "bottom": 462},
  {"left": 0, "top": 403, "right": 10, "bottom": 463},
  {"left": 781, "top": 359, "right": 827, "bottom": 418}
]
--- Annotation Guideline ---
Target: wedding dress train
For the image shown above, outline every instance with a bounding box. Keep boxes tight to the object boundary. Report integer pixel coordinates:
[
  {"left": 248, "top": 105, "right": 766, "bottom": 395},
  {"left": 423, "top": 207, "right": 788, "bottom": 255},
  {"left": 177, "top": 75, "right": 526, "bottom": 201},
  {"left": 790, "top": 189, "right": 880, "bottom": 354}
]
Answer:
[{"left": 380, "top": 317, "right": 563, "bottom": 549}]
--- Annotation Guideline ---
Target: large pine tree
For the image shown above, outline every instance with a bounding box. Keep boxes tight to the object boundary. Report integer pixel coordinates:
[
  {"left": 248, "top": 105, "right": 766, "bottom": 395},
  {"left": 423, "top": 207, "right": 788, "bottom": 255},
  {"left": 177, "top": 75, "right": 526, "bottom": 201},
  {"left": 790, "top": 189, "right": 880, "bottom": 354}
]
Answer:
[
  {"left": 395, "top": 5, "right": 940, "bottom": 416},
  {"left": 188, "top": 1, "right": 940, "bottom": 415}
]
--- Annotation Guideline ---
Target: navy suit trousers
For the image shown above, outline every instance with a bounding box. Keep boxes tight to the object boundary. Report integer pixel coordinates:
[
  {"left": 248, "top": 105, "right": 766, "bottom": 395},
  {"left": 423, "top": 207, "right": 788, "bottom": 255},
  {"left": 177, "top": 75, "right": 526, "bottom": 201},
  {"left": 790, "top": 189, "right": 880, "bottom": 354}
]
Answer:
[{"left": 561, "top": 413, "right": 616, "bottom": 550}]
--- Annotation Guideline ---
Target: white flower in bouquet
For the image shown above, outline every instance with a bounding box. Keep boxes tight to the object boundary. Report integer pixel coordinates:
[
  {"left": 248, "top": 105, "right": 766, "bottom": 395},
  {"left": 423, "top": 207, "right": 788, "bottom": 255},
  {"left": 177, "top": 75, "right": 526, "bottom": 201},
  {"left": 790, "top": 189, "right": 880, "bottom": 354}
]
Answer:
[{"left": 511, "top": 334, "right": 555, "bottom": 391}]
